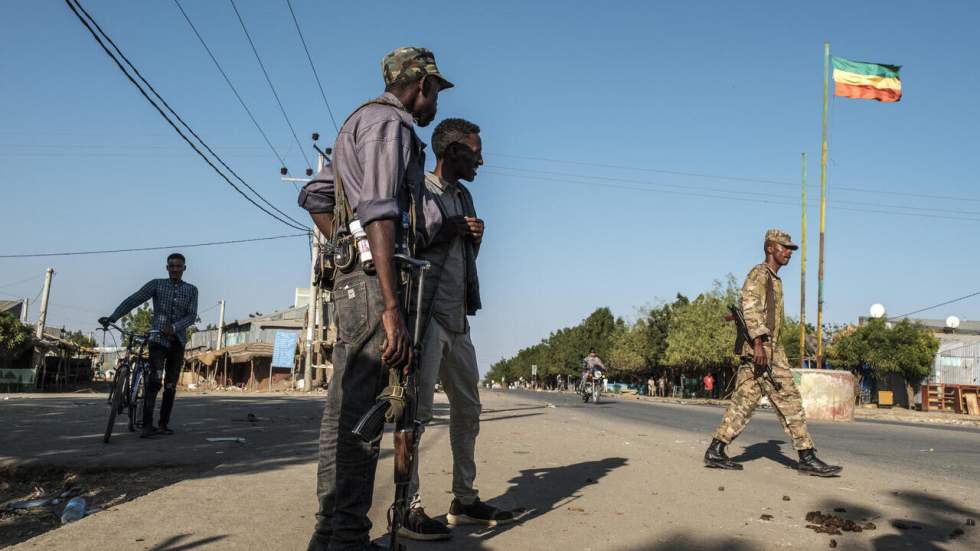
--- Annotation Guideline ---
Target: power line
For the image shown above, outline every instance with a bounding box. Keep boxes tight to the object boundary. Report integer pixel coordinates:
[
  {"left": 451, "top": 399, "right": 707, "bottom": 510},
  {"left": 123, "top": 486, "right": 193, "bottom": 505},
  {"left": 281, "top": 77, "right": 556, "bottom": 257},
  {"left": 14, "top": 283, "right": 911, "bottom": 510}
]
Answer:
[
  {"left": 0, "top": 233, "right": 309, "bottom": 258},
  {"left": 173, "top": 0, "right": 288, "bottom": 169},
  {"left": 229, "top": 0, "right": 312, "bottom": 171},
  {"left": 491, "top": 153, "right": 980, "bottom": 204},
  {"left": 483, "top": 169, "right": 980, "bottom": 223},
  {"left": 889, "top": 290, "right": 980, "bottom": 320},
  {"left": 0, "top": 275, "right": 40, "bottom": 290},
  {"left": 65, "top": 0, "right": 309, "bottom": 231},
  {"left": 284, "top": 0, "right": 339, "bottom": 133},
  {"left": 488, "top": 165, "right": 980, "bottom": 219}
]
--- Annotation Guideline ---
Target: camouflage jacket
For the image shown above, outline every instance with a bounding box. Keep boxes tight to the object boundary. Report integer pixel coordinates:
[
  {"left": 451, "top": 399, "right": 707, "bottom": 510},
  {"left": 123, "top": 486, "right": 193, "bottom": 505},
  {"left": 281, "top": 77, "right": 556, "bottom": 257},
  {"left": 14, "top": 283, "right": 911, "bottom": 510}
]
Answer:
[{"left": 740, "top": 263, "right": 782, "bottom": 355}]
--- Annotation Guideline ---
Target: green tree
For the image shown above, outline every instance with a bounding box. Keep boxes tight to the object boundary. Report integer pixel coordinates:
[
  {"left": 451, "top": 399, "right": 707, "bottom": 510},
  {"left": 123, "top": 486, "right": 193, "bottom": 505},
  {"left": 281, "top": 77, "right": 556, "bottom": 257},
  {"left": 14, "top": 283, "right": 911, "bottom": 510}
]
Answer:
[
  {"left": 780, "top": 317, "right": 817, "bottom": 368},
  {"left": 121, "top": 303, "right": 153, "bottom": 334},
  {"left": 0, "top": 312, "right": 34, "bottom": 365},
  {"left": 664, "top": 278, "right": 740, "bottom": 374},
  {"left": 61, "top": 327, "right": 96, "bottom": 349},
  {"left": 828, "top": 318, "right": 938, "bottom": 406}
]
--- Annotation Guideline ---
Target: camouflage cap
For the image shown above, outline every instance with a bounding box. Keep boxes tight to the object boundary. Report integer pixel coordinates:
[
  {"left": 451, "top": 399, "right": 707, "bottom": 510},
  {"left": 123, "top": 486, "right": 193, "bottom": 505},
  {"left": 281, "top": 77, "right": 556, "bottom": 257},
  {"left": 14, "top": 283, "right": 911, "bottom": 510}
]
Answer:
[
  {"left": 381, "top": 47, "right": 454, "bottom": 89},
  {"left": 765, "top": 228, "right": 799, "bottom": 250}
]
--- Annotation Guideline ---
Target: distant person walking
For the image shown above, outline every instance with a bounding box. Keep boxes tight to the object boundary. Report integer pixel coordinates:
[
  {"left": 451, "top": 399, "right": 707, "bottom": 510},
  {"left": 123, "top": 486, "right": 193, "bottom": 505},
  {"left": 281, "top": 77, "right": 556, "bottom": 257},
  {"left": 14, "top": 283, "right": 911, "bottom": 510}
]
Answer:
[{"left": 703, "top": 373, "right": 715, "bottom": 398}]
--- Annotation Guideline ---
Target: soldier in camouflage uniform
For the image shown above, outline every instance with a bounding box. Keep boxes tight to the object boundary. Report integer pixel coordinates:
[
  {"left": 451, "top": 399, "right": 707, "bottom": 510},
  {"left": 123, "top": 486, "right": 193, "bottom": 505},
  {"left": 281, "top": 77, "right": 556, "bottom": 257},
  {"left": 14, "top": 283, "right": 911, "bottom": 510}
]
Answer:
[{"left": 704, "top": 229, "right": 842, "bottom": 477}]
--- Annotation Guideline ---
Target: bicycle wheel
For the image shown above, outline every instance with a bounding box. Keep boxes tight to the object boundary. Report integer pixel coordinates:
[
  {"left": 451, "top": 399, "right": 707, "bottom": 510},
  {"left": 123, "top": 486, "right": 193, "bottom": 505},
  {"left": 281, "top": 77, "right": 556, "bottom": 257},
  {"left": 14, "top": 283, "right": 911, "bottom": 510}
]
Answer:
[
  {"left": 129, "top": 367, "right": 147, "bottom": 432},
  {"left": 104, "top": 365, "right": 128, "bottom": 443}
]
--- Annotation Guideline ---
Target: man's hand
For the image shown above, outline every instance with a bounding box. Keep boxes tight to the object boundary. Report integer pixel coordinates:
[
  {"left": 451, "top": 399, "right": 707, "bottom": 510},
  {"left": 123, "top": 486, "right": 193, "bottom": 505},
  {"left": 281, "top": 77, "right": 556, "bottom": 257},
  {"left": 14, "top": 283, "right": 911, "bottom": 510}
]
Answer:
[
  {"left": 464, "top": 217, "right": 484, "bottom": 244},
  {"left": 381, "top": 307, "right": 412, "bottom": 371},
  {"left": 752, "top": 338, "right": 768, "bottom": 367},
  {"left": 445, "top": 215, "right": 470, "bottom": 239}
]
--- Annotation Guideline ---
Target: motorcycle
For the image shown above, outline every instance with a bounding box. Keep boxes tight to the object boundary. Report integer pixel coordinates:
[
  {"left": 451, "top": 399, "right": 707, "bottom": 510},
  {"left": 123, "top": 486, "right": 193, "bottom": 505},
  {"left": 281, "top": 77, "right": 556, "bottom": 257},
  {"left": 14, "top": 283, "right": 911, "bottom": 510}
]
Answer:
[{"left": 581, "top": 369, "right": 602, "bottom": 403}]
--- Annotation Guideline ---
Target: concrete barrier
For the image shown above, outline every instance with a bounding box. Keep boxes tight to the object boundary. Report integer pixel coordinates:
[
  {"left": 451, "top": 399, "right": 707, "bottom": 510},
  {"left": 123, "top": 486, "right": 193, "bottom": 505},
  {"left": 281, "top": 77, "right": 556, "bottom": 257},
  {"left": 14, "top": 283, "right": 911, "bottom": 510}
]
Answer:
[{"left": 791, "top": 369, "right": 856, "bottom": 421}]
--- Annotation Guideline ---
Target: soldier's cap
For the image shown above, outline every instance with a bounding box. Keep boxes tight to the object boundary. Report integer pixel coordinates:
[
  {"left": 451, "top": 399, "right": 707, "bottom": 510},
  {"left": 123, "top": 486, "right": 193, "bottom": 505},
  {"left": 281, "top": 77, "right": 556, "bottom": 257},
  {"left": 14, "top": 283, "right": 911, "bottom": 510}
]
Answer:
[
  {"left": 381, "top": 47, "right": 454, "bottom": 90},
  {"left": 765, "top": 229, "right": 799, "bottom": 250}
]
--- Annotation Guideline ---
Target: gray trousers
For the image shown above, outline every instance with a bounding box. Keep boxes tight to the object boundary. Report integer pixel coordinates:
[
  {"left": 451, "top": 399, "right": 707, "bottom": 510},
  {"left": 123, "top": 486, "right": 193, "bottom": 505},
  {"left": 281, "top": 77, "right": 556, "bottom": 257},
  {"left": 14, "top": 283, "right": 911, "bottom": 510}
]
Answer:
[
  {"left": 409, "top": 319, "right": 482, "bottom": 507},
  {"left": 309, "top": 271, "right": 389, "bottom": 551}
]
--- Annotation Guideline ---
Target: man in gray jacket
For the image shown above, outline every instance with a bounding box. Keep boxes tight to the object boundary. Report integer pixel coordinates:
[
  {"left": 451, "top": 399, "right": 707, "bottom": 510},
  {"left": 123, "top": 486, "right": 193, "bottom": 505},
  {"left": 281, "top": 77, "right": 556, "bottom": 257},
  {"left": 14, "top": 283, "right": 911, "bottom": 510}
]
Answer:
[{"left": 400, "top": 118, "right": 515, "bottom": 542}]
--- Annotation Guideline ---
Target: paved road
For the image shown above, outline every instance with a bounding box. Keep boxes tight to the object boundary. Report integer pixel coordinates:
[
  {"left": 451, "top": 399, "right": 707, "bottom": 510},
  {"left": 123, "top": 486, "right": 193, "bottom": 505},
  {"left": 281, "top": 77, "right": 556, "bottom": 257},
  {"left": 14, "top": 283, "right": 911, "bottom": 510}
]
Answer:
[
  {"left": 513, "top": 389, "right": 980, "bottom": 481},
  {"left": 5, "top": 391, "right": 978, "bottom": 551}
]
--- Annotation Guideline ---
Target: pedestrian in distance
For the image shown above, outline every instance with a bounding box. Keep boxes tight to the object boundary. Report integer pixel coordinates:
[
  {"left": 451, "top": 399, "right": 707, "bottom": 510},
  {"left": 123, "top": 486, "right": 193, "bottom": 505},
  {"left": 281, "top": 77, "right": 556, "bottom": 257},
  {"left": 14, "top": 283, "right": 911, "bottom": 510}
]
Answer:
[
  {"left": 299, "top": 46, "right": 455, "bottom": 551},
  {"left": 98, "top": 253, "right": 198, "bottom": 439},
  {"left": 703, "top": 372, "right": 715, "bottom": 399},
  {"left": 704, "top": 229, "right": 842, "bottom": 477}
]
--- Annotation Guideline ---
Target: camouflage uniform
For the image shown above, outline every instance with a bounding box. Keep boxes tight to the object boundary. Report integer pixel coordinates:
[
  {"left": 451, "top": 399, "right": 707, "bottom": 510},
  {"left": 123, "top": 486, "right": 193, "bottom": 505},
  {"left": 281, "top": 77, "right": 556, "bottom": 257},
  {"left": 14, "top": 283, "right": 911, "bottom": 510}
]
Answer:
[{"left": 712, "top": 230, "right": 815, "bottom": 451}]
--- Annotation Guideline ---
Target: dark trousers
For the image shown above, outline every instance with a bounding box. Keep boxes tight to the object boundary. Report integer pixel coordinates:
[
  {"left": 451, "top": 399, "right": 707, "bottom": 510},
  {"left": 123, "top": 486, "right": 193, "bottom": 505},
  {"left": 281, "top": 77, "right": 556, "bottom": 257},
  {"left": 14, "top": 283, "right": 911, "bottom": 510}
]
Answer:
[
  {"left": 310, "top": 271, "right": 389, "bottom": 551},
  {"left": 147, "top": 341, "right": 183, "bottom": 428}
]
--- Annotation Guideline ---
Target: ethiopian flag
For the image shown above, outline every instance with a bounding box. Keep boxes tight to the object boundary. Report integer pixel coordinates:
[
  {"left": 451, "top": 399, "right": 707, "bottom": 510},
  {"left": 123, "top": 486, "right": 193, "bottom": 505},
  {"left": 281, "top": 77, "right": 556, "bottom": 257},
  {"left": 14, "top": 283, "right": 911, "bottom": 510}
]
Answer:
[{"left": 831, "top": 56, "right": 902, "bottom": 102}]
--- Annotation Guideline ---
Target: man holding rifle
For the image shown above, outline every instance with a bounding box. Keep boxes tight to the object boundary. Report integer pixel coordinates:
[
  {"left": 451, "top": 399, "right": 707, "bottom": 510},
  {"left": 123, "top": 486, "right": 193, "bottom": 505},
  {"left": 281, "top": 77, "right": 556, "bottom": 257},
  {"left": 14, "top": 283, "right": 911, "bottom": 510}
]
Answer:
[
  {"left": 300, "top": 47, "right": 453, "bottom": 551},
  {"left": 704, "top": 229, "right": 842, "bottom": 477}
]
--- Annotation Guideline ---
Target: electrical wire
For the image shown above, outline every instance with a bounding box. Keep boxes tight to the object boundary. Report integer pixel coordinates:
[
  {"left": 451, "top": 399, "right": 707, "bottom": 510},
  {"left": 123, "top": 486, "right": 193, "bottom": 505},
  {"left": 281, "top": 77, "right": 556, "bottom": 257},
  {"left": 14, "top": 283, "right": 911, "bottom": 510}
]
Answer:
[
  {"left": 491, "top": 153, "right": 980, "bottom": 204},
  {"left": 483, "top": 168, "right": 980, "bottom": 223},
  {"left": 65, "top": 0, "right": 309, "bottom": 231},
  {"left": 284, "top": 0, "right": 339, "bottom": 133},
  {"left": 0, "top": 275, "right": 39, "bottom": 290},
  {"left": 488, "top": 165, "right": 980, "bottom": 220},
  {"left": 174, "top": 0, "right": 288, "bottom": 169},
  {"left": 889, "top": 290, "right": 980, "bottom": 320},
  {"left": 229, "top": 0, "right": 312, "bottom": 171},
  {"left": 0, "top": 233, "right": 309, "bottom": 258}
]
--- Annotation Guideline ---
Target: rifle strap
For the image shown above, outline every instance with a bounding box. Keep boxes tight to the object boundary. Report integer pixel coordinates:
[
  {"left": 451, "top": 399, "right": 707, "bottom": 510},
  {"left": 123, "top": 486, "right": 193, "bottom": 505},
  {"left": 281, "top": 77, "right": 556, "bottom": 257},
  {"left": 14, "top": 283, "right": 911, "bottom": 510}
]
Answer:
[
  {"left": 765, "top": 270, "right": 777, "bottom": 347},
  {"left": 379, "top": 369, "right": 409, "bottom": 423}
]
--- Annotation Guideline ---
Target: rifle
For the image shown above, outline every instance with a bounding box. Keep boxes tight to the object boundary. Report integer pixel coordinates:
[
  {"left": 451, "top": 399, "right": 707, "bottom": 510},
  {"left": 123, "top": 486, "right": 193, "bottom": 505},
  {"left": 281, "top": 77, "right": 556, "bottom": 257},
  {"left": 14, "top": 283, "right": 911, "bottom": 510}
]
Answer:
[
  {"left": 351, "top": 254, "right": 430, "bottom": 551},
  {"left": 724, "top": 304, "right": 782, "bottom": 391}
]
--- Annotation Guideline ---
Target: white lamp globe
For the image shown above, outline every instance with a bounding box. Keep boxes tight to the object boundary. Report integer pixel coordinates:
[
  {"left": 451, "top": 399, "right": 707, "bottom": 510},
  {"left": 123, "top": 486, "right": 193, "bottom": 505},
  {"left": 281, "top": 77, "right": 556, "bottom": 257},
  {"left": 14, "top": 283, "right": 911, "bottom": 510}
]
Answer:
[{"left": 870, "top": 304, "right": 886, "bottom": 319}]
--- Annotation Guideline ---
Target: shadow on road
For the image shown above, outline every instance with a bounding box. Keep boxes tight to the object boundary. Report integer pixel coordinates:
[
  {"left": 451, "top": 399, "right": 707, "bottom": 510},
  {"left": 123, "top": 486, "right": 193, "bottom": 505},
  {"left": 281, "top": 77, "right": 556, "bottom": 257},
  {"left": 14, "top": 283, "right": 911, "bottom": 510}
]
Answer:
[
  {"left": 410, "top": 457, "right": 629, "bottom": 550},
  {"left": 148, "top": 534, "right": 228, "bottom": 551},
  {"left": 616, "top": 534, "right": 757, "bottom": 551},
  {"left": 734, "top": 439, "right": 797, "bottom": 469}
]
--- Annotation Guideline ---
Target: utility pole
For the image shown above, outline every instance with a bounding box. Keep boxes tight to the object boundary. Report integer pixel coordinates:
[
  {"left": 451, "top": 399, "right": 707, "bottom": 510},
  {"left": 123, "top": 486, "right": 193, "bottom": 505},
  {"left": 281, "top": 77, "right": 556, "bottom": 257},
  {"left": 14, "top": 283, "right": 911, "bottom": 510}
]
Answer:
[
  {"left": 216, "top": 299, "right": 226, "bottom": 350},
  {"left": 293, "top": 153, "right": 325, "bottom": 392},
  {"left": 35, "top": 268, "right": 54, "bottom": 340}
]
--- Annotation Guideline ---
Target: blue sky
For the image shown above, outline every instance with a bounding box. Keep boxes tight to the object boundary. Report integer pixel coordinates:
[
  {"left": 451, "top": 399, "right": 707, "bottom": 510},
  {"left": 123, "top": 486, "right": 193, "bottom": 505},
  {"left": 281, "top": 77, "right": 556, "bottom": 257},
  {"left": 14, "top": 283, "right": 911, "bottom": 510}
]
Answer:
[{"left": 2, "top": 1, "right": 978, "bottom": 372}]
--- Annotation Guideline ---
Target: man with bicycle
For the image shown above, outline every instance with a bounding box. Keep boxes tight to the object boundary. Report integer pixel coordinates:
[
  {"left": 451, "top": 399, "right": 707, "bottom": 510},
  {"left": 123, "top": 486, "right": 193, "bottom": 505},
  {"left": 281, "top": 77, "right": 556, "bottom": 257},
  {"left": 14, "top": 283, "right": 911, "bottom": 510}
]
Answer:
[{"left": 99, "top": 252, "right": 198, "bottom": 439}]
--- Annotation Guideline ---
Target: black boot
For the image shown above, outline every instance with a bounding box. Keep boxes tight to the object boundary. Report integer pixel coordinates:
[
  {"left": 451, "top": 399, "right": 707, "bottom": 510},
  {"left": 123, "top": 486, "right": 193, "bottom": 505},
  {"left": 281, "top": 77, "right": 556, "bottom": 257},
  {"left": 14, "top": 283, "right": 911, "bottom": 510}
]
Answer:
[
  {"left": 704, "top": 438, "right": 743, "bottom": 470},
  {"left": 797, "top": 449, "right": 843, "bottom": 477}
]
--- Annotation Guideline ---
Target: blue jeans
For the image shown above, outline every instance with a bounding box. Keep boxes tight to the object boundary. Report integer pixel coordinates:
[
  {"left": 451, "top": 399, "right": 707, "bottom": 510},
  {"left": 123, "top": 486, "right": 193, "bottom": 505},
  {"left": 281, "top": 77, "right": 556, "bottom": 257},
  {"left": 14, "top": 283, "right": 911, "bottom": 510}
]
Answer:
[{"left": 309, "top": 271, "right": 389, "bottom": 551}]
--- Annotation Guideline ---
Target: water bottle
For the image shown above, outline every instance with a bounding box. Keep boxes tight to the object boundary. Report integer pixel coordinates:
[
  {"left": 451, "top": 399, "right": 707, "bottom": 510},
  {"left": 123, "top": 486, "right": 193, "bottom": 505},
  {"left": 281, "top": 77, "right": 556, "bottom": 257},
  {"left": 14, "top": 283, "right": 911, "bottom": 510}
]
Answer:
[
  {"left": 60, "top": 497, "right": 87, "bottom": 524},
  {"left": 348, "top": 219, "right": 374, "bottom": 272}
]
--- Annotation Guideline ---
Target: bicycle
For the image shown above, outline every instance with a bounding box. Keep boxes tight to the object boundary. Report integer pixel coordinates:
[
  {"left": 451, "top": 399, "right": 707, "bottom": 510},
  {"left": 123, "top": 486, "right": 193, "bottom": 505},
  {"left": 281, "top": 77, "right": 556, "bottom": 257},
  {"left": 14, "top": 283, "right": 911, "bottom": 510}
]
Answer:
[{"left": 99, "top": 323, "right": 154, "bottom": 443}]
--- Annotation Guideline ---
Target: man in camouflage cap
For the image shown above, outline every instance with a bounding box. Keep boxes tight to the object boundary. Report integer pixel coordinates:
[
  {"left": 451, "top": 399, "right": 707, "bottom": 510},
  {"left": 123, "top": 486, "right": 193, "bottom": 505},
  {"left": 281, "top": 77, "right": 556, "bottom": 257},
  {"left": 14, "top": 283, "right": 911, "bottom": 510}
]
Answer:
[
  {"left": 703, "top": 229, "right": 843, "bottom": 477},
  {"left": 382, "top": 47, "right": 454, "bottom": 91},
  {"left": 301, "top": 46, "right": 454, "bottom": 551}
]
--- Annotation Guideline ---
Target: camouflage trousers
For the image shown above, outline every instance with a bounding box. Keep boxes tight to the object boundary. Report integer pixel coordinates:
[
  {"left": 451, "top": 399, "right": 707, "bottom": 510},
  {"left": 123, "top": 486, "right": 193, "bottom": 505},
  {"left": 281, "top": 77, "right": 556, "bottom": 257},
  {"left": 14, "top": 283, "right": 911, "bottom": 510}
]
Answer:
[{"left": 712, "top": 345, "right": 815, "bottom": 451}]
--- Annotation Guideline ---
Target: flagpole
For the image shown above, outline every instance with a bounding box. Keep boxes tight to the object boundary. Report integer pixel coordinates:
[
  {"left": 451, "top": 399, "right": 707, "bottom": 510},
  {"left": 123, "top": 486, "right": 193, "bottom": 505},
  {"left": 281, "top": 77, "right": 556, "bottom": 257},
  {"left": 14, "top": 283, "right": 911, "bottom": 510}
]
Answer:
[
  {"left": 800, "top": 152, "right": 807, "bottom": 369},
  {"left": 816, "top": 42, "right": 830, "bottom": 369}
]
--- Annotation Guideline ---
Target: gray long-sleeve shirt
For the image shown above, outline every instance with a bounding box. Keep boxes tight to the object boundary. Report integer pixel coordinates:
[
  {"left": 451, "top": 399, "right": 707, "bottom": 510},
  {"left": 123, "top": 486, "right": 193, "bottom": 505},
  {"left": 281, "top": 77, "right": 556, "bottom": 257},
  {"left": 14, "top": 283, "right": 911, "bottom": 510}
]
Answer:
[{"left": 297, "top": 93, "right": 441, "bottom": 244}]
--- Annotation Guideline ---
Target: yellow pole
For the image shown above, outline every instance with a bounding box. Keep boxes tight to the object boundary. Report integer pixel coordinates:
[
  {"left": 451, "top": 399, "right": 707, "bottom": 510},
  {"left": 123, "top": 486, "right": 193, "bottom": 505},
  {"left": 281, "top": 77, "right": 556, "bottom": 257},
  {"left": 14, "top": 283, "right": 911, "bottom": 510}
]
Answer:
[
  {"left": 800, "top": 152, "right": 807, "bottom": 369},
  {"left": 817, "top": 43, "right": 830, "bottom": 369}
]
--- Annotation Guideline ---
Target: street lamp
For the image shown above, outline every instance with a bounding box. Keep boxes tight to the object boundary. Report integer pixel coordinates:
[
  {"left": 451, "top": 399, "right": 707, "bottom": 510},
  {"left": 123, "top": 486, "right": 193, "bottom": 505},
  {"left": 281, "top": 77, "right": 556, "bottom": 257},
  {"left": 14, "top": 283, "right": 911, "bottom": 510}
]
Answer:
[{"left": 870, "top": 303, "right": 886, "bottom": 319}]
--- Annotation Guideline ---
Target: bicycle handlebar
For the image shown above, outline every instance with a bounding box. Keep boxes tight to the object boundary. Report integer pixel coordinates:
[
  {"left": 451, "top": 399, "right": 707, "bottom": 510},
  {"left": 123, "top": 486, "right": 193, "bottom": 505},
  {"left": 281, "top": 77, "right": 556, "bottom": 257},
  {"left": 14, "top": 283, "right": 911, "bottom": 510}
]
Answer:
[{"left": 97, "top": 322, "right": 153, "bottom": 341}]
